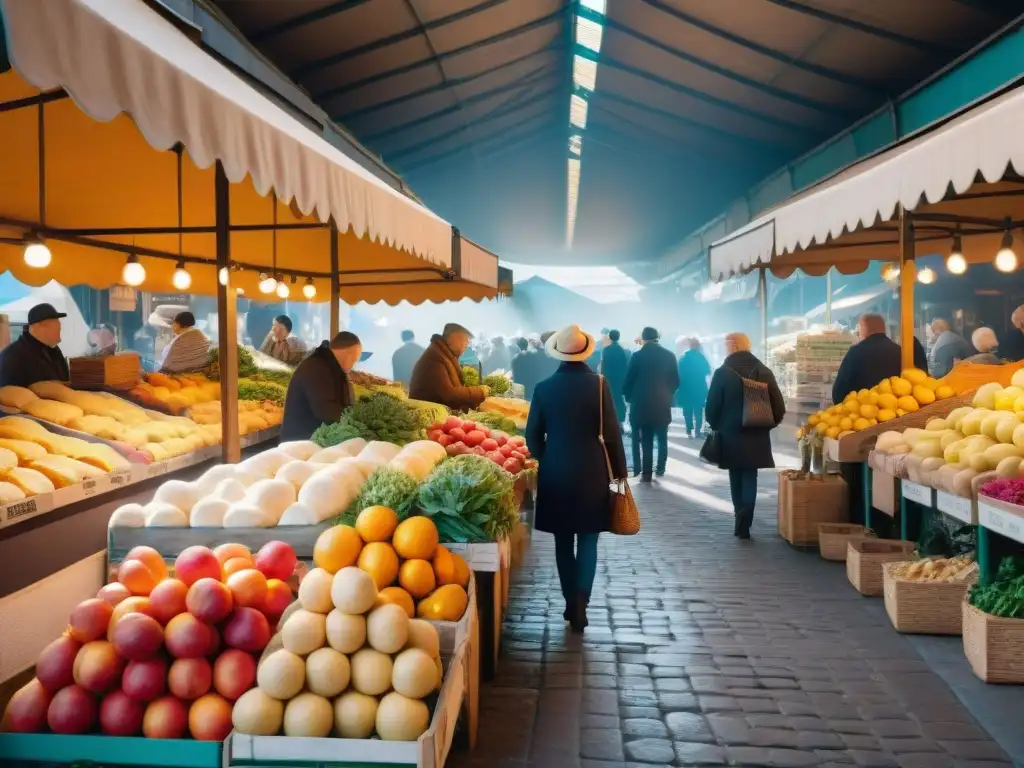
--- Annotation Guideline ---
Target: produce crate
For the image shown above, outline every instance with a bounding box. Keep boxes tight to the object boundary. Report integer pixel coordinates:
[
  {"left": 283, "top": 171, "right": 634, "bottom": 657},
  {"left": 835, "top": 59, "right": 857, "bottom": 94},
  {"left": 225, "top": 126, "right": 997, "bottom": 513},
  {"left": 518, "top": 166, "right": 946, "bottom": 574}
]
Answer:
[
  {"left": 868, "top": 449, "right": 910, "bottom": 480},
  {"left": 963, "top": 601, "right": 1024, "bottom": 684},
  {"left": 846, "top": 539, "right": 915, "bottom": 596},
  {"left": 69, "top": 352, "right": 142, "bottom": 391},
  {"left": 871, "top": 470, "right": 899, "bottom": 518},
  {"left": 226, "top": 636, "right": 470, "bottom": 768},
  {"left": 825, "top": 393, "right": 973, "bottom": 463},
  {"left": 882, "top": 562, "right": 976, "bottom": 635},
  {"left": 777, "top": 472, "right": 847, "bottom": 545},
  {"left": 0, "top": 733, "right": 221, "bottom": 766},
  {"left": 819, "top": 523, "right": 873, "bottom": 562}
]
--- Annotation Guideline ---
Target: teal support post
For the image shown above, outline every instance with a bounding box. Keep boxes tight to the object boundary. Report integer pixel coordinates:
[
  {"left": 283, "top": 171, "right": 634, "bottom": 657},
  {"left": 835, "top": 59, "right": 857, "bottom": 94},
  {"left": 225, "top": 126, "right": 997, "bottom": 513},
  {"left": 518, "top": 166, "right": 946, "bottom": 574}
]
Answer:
[
  {"left": 899, "top": 496, "right": 909, "bottom": 541},
  {"left": 862, "top": 462, "right": 872, "bottom": 530},
  {"left": 978, "top": 525, "right": 992, "bottom": 586}
]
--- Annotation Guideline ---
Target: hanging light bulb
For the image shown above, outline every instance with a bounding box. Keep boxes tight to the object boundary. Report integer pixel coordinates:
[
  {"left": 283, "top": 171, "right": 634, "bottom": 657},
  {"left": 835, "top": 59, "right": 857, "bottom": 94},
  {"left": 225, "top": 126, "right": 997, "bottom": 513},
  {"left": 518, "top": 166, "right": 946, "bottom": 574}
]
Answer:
[
  {"left": 996, "top": 228, "right": 1018, "bottom": 273},
  {"left": 276, "top": 277, "right": 290, "bottom": 299},
  {"left": 218, "top": 266, "right": 229, "bottom": 286},
  {"left": 172, "top": 260, "right": 192, "bottom": 290},
  {"left": 23, "top": 235, "right": 52, "bottom": 268},
  {"left": 258, "top": 272, "right": 277, "bottom": 294},
  {"left": 122, "top": 253, "right": 146, "bottom": 287},
  {"left": 302, "top": 278, "right": 317, "bottom": 299},
  {"left": 881, "top": 263, "right": 900, "bottom": 282},
  {"left": 917, "top": 267, "right": 937, "bottom": 285},
  {"left": 236, "top": 287, "right": 245, "bottom": 296},
  {"left": 945, "top": 234, "right": 967, "bottom": 275}
]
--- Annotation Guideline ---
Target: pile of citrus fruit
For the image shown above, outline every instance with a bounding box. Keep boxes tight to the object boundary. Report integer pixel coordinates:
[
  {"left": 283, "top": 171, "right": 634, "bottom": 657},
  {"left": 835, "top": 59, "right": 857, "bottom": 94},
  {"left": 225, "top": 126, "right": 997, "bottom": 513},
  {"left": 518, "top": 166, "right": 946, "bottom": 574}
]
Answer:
[{"left": 800, "top": 368, "right": 957, "bottom": 440}]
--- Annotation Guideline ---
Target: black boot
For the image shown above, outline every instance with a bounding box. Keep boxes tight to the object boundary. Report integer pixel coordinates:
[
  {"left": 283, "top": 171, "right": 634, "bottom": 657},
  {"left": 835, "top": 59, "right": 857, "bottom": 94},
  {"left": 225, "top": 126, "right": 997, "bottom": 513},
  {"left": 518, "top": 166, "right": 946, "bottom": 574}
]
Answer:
[
  {"left": 738, "top": 508, "right": 754, "bottom": 539},
  {"left": 733, "top": 514, "right": 741, "bottom": 537},
  {"left": 570, "top": 592, "right": 589, "bottom": 633},
  {"left": 563, "top": 593, "right": 575, "bottom": 621}
]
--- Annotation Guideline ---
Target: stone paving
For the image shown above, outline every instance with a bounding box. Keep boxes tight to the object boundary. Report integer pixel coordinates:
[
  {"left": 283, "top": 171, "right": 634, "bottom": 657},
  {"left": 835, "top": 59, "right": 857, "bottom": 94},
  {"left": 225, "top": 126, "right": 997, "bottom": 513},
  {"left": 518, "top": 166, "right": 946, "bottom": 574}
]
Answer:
[{"left": 450, "top": 425, "right": 1017, "bottom": 768}]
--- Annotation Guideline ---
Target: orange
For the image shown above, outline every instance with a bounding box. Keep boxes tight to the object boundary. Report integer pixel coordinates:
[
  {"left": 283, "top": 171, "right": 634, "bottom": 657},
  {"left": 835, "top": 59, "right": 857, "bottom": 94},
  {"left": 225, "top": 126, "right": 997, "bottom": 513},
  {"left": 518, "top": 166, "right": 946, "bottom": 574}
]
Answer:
[
  {"left": 375, "top": 586, "right": 415, "bottom": 618},
  {"left": 432, "top": 546, "right": 458, "bottom": 586},
  {"left": 358, "top": 542, "right": 399, "bottom": 589},
  {"left": 313, "top": 525, "right": 363, "bottom": 575},
  {"left": 355, "top": 505, "right": 399, "bottom": 543},
  {"left": 399, "top": 560, "right": 437, "bottom": 599},
  {"left": 392, "top": 517, "right": 439, "bottom": 561},
  {"left": 451, "top": 553, "right": 471, "bottom": 589},
  {"left": 416, "top": 584, "right": 469, "bottom": 622}
]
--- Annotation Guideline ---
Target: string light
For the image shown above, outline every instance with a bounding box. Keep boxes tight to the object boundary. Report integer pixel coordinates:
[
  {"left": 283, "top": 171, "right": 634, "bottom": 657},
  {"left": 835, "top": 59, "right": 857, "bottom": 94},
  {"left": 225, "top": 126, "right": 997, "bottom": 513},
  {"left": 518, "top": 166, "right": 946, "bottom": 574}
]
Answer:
[
  {"left": 122, "top": 253, "right": 146, "bottom": 286},
  {"left": 23, "top": 235, "right": 51, "bottom": 268},
  {"left": 995, "top": 227, "right": 1017, "bottom": 273},
  {"left": 258, "top": 272, "right": 277, "bottom": 294},
  {"left": 172, "top": 261, "right": 192, "bottom": 290},
  {"left": 881, "top": 263, "right": 900, "bottom": 282},
  {"left": 946, "top": 234, "right": 966, "bottom": 275},
  {"left": 917, "top": 267, "right": 936, "bottom": 285},
  {"left": 302, "top": 278, "right": 317, "bottom": 299},
  {"left": 276, "top": 275, "right": 290, "bottom": 299},
  {"left": 218, "top": 266, "right": 229, "bottom": 286}
]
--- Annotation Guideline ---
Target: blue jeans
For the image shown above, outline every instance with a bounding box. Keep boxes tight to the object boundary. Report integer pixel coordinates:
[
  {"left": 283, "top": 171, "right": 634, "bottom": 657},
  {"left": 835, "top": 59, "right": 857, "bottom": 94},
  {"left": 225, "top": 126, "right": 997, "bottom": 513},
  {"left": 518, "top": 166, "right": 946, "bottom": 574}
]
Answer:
[
  {"left": 683, "top": 405, "right": 703, "bottom": 435},
  {"left": 728, "top": 468, "right": 758, "bottom": 530},
  {"left": 634, "top": 424, "right": 668, "bottom": 476},
  {"left": 554, "top": 533, "right": 599, "bottom": 602}
]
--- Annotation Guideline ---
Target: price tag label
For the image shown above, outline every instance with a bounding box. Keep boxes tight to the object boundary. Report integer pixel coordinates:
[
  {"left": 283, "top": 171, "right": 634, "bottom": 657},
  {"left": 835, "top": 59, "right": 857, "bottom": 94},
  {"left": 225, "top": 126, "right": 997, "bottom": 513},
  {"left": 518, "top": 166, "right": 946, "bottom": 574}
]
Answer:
[
  {"left": 147, "top": 462, "right": 169, "bottom": 479},
  {"left": 82, "top": 478, "right": 98, "bottom": 497},
  {"left": 936, "top": 491, "right": 974, "bottom": 524},
  {"left": 979, "top": 501, "right": 1024, "bottom": 545},
  {"left": 0, "top": 492, "right": 54, "bottom": 528},
  {"left": 902, "top": 481, "right": 932, "bottom": 506},
  {"left": 108, "top": 470, "right": 132, "bottom": 489}
]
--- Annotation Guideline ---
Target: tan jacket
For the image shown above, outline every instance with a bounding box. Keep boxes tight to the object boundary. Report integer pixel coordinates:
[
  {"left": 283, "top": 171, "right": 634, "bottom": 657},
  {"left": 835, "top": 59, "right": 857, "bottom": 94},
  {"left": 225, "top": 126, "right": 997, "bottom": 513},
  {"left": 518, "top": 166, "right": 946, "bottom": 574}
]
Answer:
[{"left": 409, "top": 335, "right": 486, "bottom": 411}]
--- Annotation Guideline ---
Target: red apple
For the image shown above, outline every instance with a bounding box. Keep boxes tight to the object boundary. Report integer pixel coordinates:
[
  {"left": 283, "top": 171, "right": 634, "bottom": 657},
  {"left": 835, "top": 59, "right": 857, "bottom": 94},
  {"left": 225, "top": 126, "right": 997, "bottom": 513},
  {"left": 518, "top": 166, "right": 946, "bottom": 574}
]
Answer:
[
  {"left": 226, "top": 569, "right": 268, "bottom": 609},
  {"left": 188, "top": 693, "right": 233, "bottom": 741},
  {"left": 448, "top": 427, "right": 467, "bottom": 443},
  {"left": 47, "top": 685, "right": 97, "bottom": 734},
  {"left": 99, "top": 690, "right": 144, "bottom": 736},
  {"left": 122, "top": 657, "right": 168, "bottom": 702},
  {"left": 124, "top": 546, "right": 170, "bottom": 582},
  {"left": 1, "top": 679, "right": 52, "bottom": 733},
  {"left": 480, "top": 438, "right": 499, "bottom": 452},
  {"left": 461, "top": 421, "right": 477, "bottom": 432},
  {"left": 173, "top": 546, "right": 221, "bottom": 587},
  {"left": 463, "top": 430, "right": 487, "bottom": 447},
  {"left": 97, "top": 583, "right": 132, "bottom": 607},
  {"left": 36, "top": 635, "right": 81, "bottom": 692},
  {"left": 148, "top": 579, "right": 189, "bottom": 625},
  {"left": 222, "top": 607, "right": 271, "bottom": 653},
  {"left": 443, "top": 416, "right": 464, "bottom": 431},
  {"left": 212, "top": 650, "right": 256, "bottom": 701},
  {"left": 73, "top": 640, "right": 125, "bottom": 694},
  {"left": 253, "top": 541, "right": 297, "bottom": 581},
  {"left": 261, "top": 580, "right": 292, "bottom": 624},
  {"left": 68, "top": 598, "right": 114, "bottom": 643},
  {"left": 112, "top": 613, "right": 164, "bottom": 661},
  {"left": 186, "top": 578, "right": 233, "bottom": 624},
  {"left": 164, "top": 613, "right": 214, "bottom": 659},
  {"left": 168, "top": 658, "right": 212, "bottom": 700},
  {"left": 107, "top": 596, "right": 157, "bottom": 641},
  {"left": 142, "top": 696, "right": 188, "bottom": 739}
]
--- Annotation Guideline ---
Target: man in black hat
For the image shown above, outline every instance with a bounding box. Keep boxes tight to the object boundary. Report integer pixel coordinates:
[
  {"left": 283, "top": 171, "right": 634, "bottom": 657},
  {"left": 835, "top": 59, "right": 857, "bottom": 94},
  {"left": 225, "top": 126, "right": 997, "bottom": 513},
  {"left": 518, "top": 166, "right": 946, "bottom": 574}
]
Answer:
[
  {"left": 0, "top": 302, "right": 70, "bottom": 387},
  {"left": 623, "top": 327, "right": 680, "bottom": 480}
]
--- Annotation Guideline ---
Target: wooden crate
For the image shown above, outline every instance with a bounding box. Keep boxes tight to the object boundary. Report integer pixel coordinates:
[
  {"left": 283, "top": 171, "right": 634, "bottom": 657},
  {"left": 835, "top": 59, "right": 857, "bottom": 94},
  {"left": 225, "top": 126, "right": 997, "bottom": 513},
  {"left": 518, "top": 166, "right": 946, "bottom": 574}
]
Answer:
[
  {"left": 846, "top": 539, "right": 915, "bottom": 596},
  {"left": 778, "top": 473, "right": 848, "bottom": 545},
  {"left": 69, "top": 352, "right": 142, "bottom": 391},
  {"left": 819, "top": 523, "right": 873, "bottom": 562},
  {"left": 963, "top": 601, "right": 1024, "bottom": 684},
  {"left": 883, "top": 562, "right": 976, "bottom": 635},
  {"left": 871, "top": 470, "right": 899, "bottom": 517}
]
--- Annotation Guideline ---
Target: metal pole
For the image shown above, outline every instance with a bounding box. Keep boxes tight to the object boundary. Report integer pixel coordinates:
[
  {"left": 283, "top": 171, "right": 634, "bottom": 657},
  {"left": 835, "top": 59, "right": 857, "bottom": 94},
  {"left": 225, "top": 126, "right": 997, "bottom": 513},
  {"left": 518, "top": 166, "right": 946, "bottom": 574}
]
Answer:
[
  {"left": 329, "top": 222, "right": 340, "bottom": 339},
  {"left": 825, "top": 269, "right": 833, "bottom": 325},
  {"left": 215, "top": 163, "right": 241, "bottom": 463},
  {"left": 898, "top": 206, "right": 917, "bottom": 369},
  {"left": 758, "top": 268, "right": 768, "bottom": 360}
]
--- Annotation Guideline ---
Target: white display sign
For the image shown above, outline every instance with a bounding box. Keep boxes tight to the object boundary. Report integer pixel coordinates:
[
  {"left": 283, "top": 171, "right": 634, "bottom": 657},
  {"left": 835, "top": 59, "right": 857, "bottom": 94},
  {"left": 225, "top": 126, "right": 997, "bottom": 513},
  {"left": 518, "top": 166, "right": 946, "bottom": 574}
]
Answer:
[
  {"left": 901, "top": 481, "right": 932, "bottom": 506},
  {"left": 935, "top": 491, "right": 975, "bottom": 525},
  {"left": 979, "top": 500, "right": 1024, "bottom": 545}
]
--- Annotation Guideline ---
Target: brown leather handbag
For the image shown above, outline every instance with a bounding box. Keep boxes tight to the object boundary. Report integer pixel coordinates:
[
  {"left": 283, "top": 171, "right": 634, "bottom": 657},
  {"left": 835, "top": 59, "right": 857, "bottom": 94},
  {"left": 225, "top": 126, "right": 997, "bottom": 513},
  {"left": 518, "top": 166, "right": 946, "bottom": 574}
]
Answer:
[{"left": 598, "top": 376, "right": 640, "bottom": 535}]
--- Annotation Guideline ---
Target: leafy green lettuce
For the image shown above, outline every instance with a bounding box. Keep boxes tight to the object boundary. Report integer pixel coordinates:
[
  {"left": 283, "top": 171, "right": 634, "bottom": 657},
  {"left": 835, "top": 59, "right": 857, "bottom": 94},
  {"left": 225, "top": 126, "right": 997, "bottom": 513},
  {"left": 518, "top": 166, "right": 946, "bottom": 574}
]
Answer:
[{"left": 417, "top": 454, "right": 518, "bottom": 542}]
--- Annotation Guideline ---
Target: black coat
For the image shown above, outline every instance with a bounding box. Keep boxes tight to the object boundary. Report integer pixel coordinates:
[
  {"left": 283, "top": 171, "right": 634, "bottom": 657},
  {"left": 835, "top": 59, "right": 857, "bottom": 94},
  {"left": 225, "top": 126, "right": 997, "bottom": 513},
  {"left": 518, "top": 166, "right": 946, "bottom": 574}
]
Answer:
[
  {"left": 391, "top": 342, "right": 423, "bottom": 390},
  {"left": 831, "top": 333, "right": 904, "bottom": 404},
  {"left": 600, "top": 342, "right": 630, "bottom": 420},
  {"left": 0, "top": 332, "right": 69, "bottom": 388},
  {"left": 705, "top": 351, "right": 785, "bottom": 470},
  {"left": 1001, "top": 327, "right": 1024, "bottom": 363},
  {"left": 622, "top": 342, "right": 680, "bottom": 427},
  {"left": 676, "top": 349, "right": 711, "bottom": 408},
  {"left": 511, "top": 351, "right": 538, "bottom": 400},
  {"left": 526, "top": 362, "right": 628, "bottom": 535},
  {"left": 281, "top": 342, "right": 354, "bottom": 441}
]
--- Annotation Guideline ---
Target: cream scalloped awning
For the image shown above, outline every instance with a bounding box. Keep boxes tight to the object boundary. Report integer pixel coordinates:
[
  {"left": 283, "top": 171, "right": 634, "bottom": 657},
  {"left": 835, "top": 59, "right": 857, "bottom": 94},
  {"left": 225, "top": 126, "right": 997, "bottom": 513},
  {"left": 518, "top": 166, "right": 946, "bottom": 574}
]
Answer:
[
  {"left": 709, "top": 83, "right": 1024, "bottom": 283},
  {"left": 0, "top": 0, "right": 501, "bottom": 304}
]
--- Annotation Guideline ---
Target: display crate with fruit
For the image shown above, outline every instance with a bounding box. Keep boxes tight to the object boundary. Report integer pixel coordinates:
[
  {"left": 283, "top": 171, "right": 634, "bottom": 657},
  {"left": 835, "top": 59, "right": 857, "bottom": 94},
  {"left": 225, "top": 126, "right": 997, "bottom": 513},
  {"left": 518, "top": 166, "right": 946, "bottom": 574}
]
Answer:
[
  {"left": 883, "top": 557, "right": 978, "bottom": 635},
  {"left": 963, "top": 557, "right": 1024, "bottom": 683}
]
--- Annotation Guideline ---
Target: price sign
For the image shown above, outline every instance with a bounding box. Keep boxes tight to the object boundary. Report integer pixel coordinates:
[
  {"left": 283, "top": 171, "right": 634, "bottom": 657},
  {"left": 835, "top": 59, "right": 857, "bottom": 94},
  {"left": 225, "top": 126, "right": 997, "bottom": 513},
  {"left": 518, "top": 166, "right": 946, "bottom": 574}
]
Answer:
[
  {"left": 108, "top": 470, "right": 132, "bottom": 489},
  {"left": 902, "top": 481, "right": 932, "bottom": 506},
  {"left": 936, "top": 491, "right": 974, "bottom": 525},
  {"left": 82, "top": 478, "right": 98, "bottom": 497},
  {"left": 979, "top": 501, "right": 1024, "bottom": 545},
  {"left": 0, "top": 492, "right": 54, "bottom": 528}
]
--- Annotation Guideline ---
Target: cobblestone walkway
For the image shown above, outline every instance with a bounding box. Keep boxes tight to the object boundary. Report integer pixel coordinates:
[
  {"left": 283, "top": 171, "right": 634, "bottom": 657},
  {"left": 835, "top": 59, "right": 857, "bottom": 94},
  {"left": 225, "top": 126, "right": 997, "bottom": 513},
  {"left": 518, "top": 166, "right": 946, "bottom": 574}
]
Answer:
[{"left": 450, "top": 425, "right": 1017, "bottom": 768}]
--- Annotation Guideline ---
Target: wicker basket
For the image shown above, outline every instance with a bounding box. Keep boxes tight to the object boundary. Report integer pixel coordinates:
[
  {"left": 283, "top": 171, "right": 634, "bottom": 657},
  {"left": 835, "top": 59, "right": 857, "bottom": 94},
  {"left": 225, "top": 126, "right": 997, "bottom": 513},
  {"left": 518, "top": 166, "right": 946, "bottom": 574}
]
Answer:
[
  {"left": 883, "top": 562, "right": 976, "bottom": 635},
  {"left": 778, "top": 473, "right": 848, "bottom": 546},
  {"left": 846, "top": 539, "right": 916, "bottom": 596},
  {"left": 963, "top": 601, "right": 1024, "bottom": 683},
  {"left": 819, "top": 523, "right": 873, "bottom": 562}
]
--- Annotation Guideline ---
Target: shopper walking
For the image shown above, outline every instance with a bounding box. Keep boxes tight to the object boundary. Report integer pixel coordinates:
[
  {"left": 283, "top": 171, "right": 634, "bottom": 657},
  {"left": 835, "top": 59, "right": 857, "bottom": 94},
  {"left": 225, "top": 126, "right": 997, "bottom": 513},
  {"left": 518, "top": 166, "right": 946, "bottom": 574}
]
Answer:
[
  {"left": 623, "top": 327, "right": 679, "bottom": 480},
  {"left": 600, "top": 329, "right": 630, "bottom": 425},
  {"left": 676, "top": 337, "right": 711, "bottom": 438},
  {"left": 704, "top": 333, "right": 785, "bottom": 539},
  {"left": 525, "top": 325, "right": 627, "bottom": 632}
]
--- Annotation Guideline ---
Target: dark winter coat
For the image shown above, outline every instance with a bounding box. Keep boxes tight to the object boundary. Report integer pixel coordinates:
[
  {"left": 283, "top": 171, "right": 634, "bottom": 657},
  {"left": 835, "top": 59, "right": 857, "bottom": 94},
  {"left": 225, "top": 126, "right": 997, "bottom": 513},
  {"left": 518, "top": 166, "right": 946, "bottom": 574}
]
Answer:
[
  {"left": 526, "top": 362, "right": 628, "bottom": 535},
  {"left": 391, "top": 341, "right": 424, "bottom": 390},
  {"left": 281, "top": 342, "right": 354, "bottom": 441},
  {"left": 676, "top": 349, "right": 711, "bottom": 408},
  {"left": 831, "top": 333, "right": 904, "bottom": 404},
  {"left": 511, "top": 351, "right": 538, "bottom": 401},
  {"left": 622, "top": 341, "right": 680, "bottom": 427},
  {"left": 705, "top": 351, "right": 785, "bottom": 470},
  {"left": 1001, "top": 328, "right": 1024, "bottom": 362},
  {"left": 409, "top": 335, "right": 487, "bottom": 411},
  {"left": 914, "top": 338, "right": 929, "bottom": 375},
  {"left": 600, "top": 342, "right": 630, "bottom": 420},
  {"left": 0, "top": 332, "right": 69, "bottom": 388}
]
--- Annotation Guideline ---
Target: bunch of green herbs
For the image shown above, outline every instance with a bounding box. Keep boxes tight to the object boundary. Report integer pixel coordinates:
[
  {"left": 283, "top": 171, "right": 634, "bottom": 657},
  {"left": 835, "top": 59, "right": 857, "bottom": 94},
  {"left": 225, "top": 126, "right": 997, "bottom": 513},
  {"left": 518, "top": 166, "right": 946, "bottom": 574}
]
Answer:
[
  {"left": 333, "top": 467, "right": 420, "bottom": 525},
  {"left": 969, "top": 556, "right": 1024, "bottom": 618},
  {"left": 417, "top": 454, "right": 518, "bottom": 542},
  {"left": 312, "top": 392, "right": 425, "bottom": 448}
]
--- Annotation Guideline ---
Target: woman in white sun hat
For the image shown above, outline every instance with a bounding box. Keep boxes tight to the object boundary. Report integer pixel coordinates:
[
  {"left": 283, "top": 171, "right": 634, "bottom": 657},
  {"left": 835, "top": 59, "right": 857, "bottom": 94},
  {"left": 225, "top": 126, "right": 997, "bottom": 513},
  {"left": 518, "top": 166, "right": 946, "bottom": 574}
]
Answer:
[{"left": 525, "top": 324, "right": 628, "bottom": 632}]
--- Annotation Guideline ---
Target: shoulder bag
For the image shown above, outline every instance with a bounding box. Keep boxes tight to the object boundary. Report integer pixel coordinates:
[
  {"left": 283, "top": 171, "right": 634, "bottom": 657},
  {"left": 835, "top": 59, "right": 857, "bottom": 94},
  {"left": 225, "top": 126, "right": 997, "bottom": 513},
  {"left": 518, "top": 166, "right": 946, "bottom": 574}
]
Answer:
[
  {"left": 731, "top": 367, "right": 775, "bottom": 429},
  {"left": 599, "top": 375, "right": 640, "bottom": 535}
]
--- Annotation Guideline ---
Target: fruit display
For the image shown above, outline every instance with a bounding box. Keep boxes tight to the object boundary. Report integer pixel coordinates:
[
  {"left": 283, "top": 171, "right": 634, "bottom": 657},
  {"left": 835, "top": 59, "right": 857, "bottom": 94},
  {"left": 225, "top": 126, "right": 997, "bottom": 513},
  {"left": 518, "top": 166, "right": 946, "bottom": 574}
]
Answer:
[
  {"left": 134, "top": 372, "right": 283, "bottom": 436},
  {"left": 888, "top": 556, "right": 977, "bottom": 582},
  {"left": 312, "top": 393, "right": 431, "bottom": 447},
  {"left": 132, "top": 373, "right": 221, "bottom": 414},
  {"left": 189, "top": 399, "right": 283, "bottom": 436},
  {"left": 463, "top": 409, "right": 521, "bottom": 436},
  {"left": 417, "top": 454, "right": 521, "bottom": 542},
  {"left": 800, "top": 368, "right": 956, "bottom": 440},
  {"left": 426, "top": 415, "right": 535, "bottom": 474},
  {"left": 0, "top": 541, "right": 292, "bottom": 738},
  {"left": 980, "top": 477, "right": 1024, "bottom": 505},
  {"left": 482, "top": 370, "right": 512, "bottom": 396},
  {"left": 477, "top": 397, "right": 529, "bottom": 431}
]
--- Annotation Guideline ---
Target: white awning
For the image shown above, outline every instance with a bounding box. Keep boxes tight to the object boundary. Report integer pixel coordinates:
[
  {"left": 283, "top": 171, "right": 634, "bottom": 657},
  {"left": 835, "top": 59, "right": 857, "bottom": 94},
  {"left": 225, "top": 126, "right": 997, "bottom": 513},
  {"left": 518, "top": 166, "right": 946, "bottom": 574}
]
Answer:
[
  {"left": 709, "top": 83, "right": 1024, "bottom": 282},
  {"left": 0, "top": 0, "right": 453, "bottom": 268},
  {"left": 458, "top": 237, "right": 500, "bottom": 290}
]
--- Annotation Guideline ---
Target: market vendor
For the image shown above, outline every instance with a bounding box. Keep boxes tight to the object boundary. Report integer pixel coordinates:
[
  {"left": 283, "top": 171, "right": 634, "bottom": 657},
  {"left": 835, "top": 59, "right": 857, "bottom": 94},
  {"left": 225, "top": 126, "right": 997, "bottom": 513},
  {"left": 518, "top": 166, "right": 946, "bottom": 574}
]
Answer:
[
  {"left": 260, "top": 314, "right": 307, "bottom": 366},
  {"left": 832, "top": 313, "right": 925, "bottom": 404},
  {"left": 409, "top": 323, "right": 489, "bottom": 411},
  {"left": 159, "top": 312, "right": 211, "bottom": 374},
  {"left": 281, "top": 331, "right": 362, "bottom": 440},
  {"left": 0, "top": 303, "right": 70, "bottom": 387}
]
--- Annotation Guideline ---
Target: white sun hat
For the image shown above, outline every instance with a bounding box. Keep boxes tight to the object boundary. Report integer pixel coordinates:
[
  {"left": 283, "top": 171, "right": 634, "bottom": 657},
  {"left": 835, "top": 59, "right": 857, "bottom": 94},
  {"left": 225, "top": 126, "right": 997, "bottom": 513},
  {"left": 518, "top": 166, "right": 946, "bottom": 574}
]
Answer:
[{"left": 545, "top": 324, "right": 595, "bottom": 362}]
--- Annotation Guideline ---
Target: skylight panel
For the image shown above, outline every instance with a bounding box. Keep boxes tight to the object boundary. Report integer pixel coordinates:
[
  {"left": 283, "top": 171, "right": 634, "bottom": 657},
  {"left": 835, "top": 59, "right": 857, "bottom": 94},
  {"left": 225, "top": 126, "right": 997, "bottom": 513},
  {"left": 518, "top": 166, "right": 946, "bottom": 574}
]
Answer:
[
  {"left": 581, "top": 0, "right": 606, "bottom": 15},
  {"left": 569, "top": 134, "right": 583, "bottom": 156},
  {"left": 567, "top": 157, "right": 581, "bottom": 246},
  {"left": 573, "top": 54, "right": 597, "bottom": 92},
  {"left": 569, "top": 94, "right": 588, "bottom": 129},
  {"left": 576, "top": 17, "right": 603, "bottom": 53}
]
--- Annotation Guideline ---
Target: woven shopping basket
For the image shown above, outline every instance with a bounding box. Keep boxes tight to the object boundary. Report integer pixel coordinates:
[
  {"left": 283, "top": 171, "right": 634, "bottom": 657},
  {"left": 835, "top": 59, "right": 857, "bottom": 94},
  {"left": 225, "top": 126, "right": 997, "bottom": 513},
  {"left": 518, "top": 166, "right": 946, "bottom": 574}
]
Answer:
[
  {"left": 846, "top": 539, "right": 915, "bottom": 596},
  {"left": 882, "top": 562, "right": 977, "bottom": 635},
  {"left": 819, "top": 523, "right": 873, "bottom": 562},
  {"left": 963, "top": 601, "right": 1024, "bottom": 684}
]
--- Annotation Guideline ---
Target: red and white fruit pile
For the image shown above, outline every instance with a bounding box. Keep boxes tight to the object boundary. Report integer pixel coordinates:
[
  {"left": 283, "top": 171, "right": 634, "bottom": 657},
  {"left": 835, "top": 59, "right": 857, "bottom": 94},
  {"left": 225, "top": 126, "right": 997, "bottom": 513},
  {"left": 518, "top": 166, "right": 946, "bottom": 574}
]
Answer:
[
  {"left": 426, "top": 416, "right": 536, "bottom": 475},
  {"left": 1, "top": 541, "right": 296, "bottom": 740}
]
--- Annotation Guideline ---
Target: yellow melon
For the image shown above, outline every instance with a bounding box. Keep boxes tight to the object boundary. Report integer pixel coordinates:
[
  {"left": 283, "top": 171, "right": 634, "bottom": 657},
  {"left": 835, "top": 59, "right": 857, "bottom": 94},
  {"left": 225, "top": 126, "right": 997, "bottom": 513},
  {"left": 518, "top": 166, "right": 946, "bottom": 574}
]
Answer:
[
  {"left": 358, "top": 542, "right": 400, "bottom": 590},
  {"left": 355, "top": 505, "right": 398, "bottom": 543},
  {"left": 314, "top": 525, "right": 363, "bottom": 575},
  {"left": 392, "top": 517, "right": 439, "bottom": 561}
]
